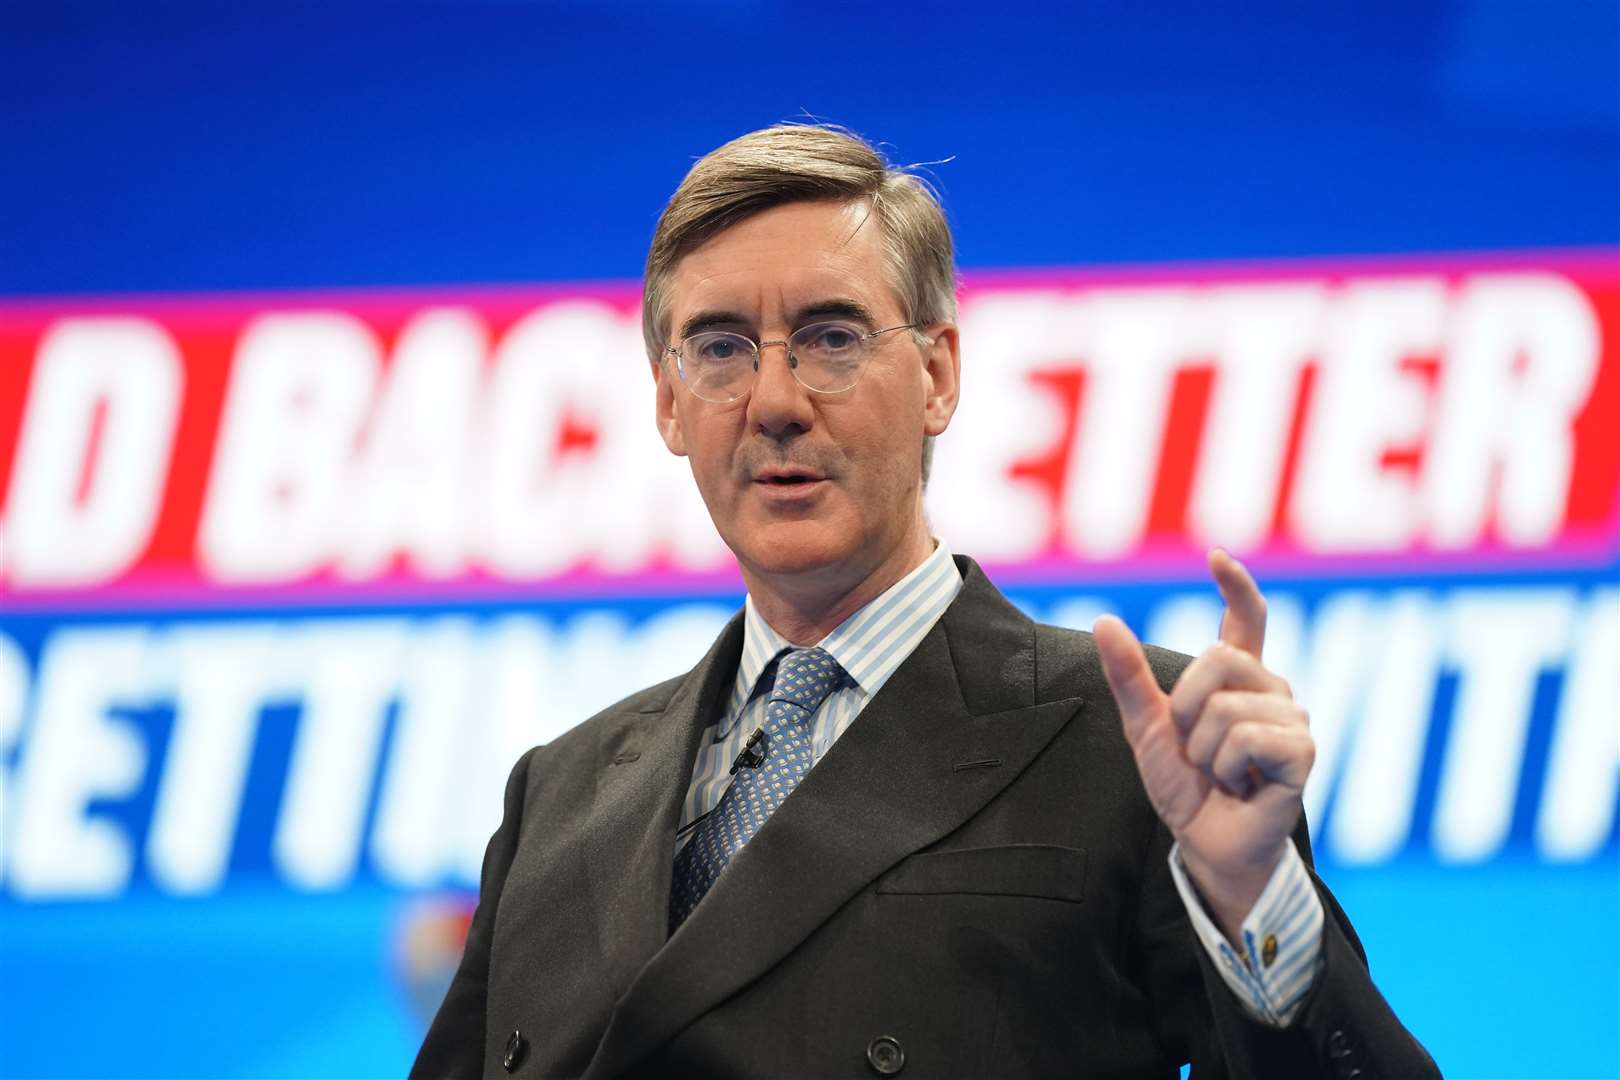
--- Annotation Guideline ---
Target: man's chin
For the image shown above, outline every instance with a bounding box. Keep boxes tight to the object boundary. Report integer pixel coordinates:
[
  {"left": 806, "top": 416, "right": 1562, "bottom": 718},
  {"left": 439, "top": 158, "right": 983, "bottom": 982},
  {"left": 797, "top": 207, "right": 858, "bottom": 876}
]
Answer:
[
  {"left": 730, "top": 522, "right": 857, "bottom": 581},
  {"left": 739, "top": 544, "right": 849, "bottom": 580}
]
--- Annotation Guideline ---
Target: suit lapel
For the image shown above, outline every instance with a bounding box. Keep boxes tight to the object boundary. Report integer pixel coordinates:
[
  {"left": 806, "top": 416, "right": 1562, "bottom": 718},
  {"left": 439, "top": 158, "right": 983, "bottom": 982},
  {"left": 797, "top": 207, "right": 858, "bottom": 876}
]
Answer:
[
  {"left": 585, "top": 561, "right": 1086, "bottom": 1079},
  {"left": 582, "top": 611, "right": 745, "bottom": 1000}
]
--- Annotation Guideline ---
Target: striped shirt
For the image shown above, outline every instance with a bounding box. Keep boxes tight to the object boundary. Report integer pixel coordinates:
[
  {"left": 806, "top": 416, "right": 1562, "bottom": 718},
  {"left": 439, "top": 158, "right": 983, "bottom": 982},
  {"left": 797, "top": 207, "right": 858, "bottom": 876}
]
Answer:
[
  {"left": 676, "top": 540, "right": 964, "bottom": 839},
  {"left": 674, "top": 538, "right": 1322, "bottom": 1027},
  {"left": 1169, "top": 843, "right": 1324, "bottom": 1025}
]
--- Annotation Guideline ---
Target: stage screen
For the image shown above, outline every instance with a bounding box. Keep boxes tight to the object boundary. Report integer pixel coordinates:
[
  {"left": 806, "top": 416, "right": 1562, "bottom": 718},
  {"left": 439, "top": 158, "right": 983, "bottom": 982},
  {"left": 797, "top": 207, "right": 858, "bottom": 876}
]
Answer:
[{"left": 2, "top": 4, "right": 1616, "bottom": 1078}]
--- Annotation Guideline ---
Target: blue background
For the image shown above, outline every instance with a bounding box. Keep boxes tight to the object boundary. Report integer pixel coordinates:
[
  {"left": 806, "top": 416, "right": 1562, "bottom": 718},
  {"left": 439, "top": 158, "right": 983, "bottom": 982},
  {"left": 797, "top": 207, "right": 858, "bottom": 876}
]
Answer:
[
  {"left": 3, "top": 2, "right": 1618, "bottom": 1078},
  {"left": 6, "top": 1, "right": 1617, "bottom": 295}
]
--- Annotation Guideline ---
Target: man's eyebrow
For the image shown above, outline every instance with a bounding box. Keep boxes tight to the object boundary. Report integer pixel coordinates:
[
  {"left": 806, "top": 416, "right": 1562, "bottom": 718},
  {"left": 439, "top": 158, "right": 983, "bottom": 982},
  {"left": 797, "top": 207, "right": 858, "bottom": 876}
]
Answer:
[
  {"left": 676, "top": 299, "right": 878, "bottom": 341},
  {"left": 792, "top": 298, "right": 876, "bottom": 325},
  {"left": 677, "top": 309, "right": 751, "bottom": 340}
]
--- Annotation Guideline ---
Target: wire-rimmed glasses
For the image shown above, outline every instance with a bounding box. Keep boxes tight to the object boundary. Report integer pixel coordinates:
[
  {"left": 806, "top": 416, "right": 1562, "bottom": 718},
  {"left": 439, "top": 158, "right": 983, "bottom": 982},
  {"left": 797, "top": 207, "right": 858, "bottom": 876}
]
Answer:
[{"left": 664, "top": 321, "right": 920, "bottom": 404}]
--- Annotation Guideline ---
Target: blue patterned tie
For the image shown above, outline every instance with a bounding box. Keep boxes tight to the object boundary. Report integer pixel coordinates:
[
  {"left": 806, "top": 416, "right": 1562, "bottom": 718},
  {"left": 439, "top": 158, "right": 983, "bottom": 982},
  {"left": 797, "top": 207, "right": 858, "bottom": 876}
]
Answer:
[{"left": 668, "top": 647, "right": 846, "bottom": 931}]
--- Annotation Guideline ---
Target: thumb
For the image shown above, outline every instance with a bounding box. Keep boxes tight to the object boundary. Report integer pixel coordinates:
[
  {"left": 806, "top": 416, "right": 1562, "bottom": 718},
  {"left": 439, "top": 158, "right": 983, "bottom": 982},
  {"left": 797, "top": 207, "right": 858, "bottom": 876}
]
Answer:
[{"left": 1092, "top": 615, "right": 1166, "bottom": 742}]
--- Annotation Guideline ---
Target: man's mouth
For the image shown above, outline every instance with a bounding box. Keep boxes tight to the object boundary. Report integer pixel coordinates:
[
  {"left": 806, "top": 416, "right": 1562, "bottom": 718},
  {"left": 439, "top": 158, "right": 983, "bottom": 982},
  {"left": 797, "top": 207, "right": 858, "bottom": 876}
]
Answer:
[{"left": 754, "top": 469, "right": 826, "bottom": 487}]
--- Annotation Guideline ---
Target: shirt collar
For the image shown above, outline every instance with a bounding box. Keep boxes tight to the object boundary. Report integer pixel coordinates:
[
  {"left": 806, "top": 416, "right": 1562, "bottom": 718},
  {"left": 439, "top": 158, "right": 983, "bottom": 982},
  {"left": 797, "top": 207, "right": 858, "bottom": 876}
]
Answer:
[{"left": 723, "top": 540, "right": 964, "bottom": 736}]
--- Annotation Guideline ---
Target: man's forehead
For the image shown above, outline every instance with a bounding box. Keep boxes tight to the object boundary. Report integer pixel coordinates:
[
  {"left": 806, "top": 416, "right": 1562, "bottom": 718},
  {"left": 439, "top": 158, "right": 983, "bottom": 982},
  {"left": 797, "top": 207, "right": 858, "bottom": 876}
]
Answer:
[{"left": 668, "top": 199, "right": 898, "bottom": 320}]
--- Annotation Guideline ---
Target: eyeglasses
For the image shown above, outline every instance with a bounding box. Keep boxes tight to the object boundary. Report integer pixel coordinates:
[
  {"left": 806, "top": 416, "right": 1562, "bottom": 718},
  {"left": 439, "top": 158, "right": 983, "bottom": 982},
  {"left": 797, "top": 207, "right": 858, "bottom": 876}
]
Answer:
[{"left": 664, "top": 320, "right": 921, "bottom": 404}]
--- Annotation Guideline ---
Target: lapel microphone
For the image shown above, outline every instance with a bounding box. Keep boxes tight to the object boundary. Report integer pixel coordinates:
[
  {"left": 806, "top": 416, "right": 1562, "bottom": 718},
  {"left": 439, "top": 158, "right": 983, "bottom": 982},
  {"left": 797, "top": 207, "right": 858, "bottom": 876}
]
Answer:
[
  {"left": 673, "top": 725, "right": 767, "bottom": 841},
  {"left": 677, "top": 727, "right": 769, "bottom": 840},
  {"left": 730, "top": 727, "right": 767, "bottom": 774}
]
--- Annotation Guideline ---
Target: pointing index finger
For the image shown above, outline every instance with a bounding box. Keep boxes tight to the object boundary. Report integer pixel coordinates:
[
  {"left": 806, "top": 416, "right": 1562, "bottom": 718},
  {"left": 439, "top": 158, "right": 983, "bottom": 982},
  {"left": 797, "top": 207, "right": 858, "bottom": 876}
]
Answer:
[
  {"left": 1092, "top": 614, "right": 1166, "bottom": 742},
  {"left": 1210, "top": 548, "right": 1266, "bottom": 659}
]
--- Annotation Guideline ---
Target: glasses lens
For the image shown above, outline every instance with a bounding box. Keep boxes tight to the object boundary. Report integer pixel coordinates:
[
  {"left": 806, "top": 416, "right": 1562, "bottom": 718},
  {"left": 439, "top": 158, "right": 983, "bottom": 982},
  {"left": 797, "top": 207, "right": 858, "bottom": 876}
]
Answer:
[
  {"left": 681, "top": 331, "right": 755, "bottom": 401},
  {"left": 788, "top": 321, "right": 869, "bottom": 393}
]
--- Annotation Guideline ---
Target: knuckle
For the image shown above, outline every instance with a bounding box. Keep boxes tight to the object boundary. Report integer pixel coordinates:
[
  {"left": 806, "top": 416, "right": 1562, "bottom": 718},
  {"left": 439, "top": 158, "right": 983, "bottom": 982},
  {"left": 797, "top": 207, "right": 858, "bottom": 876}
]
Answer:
[
  {"left": 1219, "top": 642, "right": 1256, "bottom": 671},
  {"left": 1213, "top": 691, "right": 1247, "bottom": 726}
]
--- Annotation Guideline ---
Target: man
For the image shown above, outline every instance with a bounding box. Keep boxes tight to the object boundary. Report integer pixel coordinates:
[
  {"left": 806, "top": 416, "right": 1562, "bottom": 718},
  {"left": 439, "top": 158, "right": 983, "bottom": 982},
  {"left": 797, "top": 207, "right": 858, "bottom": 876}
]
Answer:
[{"left": 413, "top": 125, "right": 1439, "bottom": 1078}]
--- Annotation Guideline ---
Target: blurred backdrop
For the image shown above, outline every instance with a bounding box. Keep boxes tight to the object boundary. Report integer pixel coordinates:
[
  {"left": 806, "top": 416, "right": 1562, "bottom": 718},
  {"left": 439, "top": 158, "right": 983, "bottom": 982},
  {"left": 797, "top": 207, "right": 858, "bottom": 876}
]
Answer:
[{"left": 2, "top": 2, "right": 1617, "bottom": 1078}]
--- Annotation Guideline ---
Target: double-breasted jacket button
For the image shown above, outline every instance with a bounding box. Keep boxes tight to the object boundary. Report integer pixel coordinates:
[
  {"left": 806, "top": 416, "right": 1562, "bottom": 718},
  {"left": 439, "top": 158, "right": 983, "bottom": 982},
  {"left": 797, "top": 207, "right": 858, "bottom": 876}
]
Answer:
[
  {"left": 1326, "top": 1028, "right": 1360, "bottom": 1078},
  {"left": 866, "top": 1034, "right": 905, "bottom": 1075},
  {"left": 502, "top": 1029, "right": 528, "bottom": 1073}
]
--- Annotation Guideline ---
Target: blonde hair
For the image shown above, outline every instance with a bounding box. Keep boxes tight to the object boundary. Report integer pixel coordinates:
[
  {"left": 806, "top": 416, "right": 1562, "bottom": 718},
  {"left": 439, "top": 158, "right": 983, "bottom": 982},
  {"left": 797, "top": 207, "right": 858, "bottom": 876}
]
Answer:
[{"left": 641, "top": 123, "right": 957, "bottom": 364}]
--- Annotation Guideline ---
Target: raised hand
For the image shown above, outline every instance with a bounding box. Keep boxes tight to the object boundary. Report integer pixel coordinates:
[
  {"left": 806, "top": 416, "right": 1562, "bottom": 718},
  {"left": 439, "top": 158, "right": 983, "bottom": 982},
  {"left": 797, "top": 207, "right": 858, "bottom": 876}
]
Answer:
[{"left": 1092, "top": 549, "right": 1314, "bottom": 944}]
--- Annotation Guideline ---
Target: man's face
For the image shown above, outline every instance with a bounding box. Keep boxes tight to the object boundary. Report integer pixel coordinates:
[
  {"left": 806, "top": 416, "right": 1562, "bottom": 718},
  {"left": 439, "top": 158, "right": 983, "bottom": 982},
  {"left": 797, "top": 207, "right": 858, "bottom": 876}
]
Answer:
[{"left": 653, "top": 200, "right": 959, "bottom": 587}]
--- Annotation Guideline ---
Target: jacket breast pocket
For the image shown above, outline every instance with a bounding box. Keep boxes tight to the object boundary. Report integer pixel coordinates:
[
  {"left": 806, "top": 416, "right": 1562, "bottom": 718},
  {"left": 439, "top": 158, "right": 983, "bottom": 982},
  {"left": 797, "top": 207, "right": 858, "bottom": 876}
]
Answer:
[{"left": 876, "top": 844, "right": 1088, "bottom": 905}]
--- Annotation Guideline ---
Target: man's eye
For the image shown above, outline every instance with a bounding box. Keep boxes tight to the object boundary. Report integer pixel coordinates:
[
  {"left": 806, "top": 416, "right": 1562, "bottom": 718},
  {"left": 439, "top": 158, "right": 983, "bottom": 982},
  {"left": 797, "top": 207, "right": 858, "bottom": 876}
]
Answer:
[
  {"left": 808, "top": 325, "right": 859, "bottom": 352},
  {"left": 697, "top": 336, "right": 743, "bottom": 361}
]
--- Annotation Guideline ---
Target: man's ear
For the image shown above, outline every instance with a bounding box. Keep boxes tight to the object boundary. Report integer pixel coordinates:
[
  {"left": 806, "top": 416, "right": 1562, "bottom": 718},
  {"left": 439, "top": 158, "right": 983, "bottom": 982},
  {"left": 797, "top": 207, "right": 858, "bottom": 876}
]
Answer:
[
  {"left": 651, "top": 357, "right": 688, "bottom": 456},
  {"left": 919, "top": 323, "right": 961, "bottom": 437}
]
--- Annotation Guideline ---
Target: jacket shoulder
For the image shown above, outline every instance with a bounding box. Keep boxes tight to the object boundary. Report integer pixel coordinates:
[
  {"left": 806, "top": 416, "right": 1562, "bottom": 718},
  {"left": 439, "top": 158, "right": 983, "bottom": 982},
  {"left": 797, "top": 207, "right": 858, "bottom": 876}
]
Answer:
[
  {"left": 531, "top": 671, "right": 687, "bottom": 759},
  {"left": 590, "top": 672, "right": 687, "bottom": 720},
  {"left": 1032, "top": 619, "right": 1193, "bottom": 702},
  {"left": 952, "top": 555, "right": 1192, "bottom": 703}
]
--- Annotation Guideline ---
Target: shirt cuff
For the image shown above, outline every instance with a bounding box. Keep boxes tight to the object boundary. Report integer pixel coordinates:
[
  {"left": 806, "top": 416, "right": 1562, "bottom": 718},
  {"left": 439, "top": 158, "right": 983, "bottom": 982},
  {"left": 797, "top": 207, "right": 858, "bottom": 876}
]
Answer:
[{"left": 1166, "top": 840, "right": 1325, "bottom": 1027}]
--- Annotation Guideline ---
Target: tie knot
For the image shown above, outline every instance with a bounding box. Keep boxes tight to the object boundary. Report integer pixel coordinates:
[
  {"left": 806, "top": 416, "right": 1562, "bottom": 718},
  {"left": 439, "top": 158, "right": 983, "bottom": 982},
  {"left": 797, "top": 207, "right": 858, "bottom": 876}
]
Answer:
[{"left": 768, "top": 647, "right": 846, "bottom": 711}]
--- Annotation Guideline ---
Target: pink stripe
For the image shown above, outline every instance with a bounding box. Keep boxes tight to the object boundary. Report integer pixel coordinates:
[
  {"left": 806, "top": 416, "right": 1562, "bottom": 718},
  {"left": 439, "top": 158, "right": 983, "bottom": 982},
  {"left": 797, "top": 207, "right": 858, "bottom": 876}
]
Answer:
[
  {"left": 959, "top": 246, "right": 1620, "bottom": 290},
  {"left": 0, "top": 565, "right": 748, "bottom": 613},
  {"left": 0, "top": 247, "right": 1612, "bottom": 317},
  {"left": 4, "top": 529, "right": 1612, "bottom": 613},
  {"left": 0, "top": 278, "right": 645, "bottom": 322},
  {"left": 981, "top": 536, "right": 1620, "bottom": 588}
]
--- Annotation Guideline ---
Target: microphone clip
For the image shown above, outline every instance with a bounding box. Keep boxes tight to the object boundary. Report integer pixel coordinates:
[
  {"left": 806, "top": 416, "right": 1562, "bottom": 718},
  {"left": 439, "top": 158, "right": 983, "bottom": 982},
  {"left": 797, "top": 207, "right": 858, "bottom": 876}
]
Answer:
[{"left": 730, "top": 727, "right": 767, "bottom": 774}]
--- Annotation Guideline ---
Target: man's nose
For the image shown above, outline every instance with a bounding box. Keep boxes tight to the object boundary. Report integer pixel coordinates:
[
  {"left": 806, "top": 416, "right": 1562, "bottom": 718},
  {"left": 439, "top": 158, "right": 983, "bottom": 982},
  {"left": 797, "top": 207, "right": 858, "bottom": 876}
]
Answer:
[{"left": 746, "top": 341, "right": 814, "bottom": 439}]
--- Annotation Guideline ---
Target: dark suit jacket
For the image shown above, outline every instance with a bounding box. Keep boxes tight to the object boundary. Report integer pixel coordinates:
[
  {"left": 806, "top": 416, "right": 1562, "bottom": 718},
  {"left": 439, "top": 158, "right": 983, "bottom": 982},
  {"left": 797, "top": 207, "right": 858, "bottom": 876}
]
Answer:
[{"left": 413, "top": 557, "right": 1439, "bottom": 1079}]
